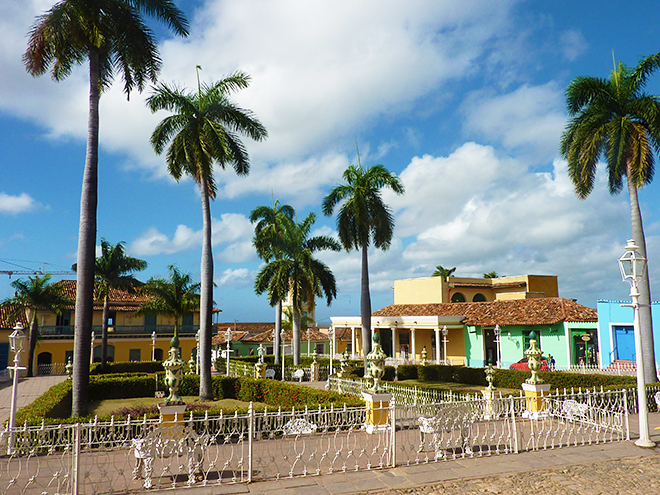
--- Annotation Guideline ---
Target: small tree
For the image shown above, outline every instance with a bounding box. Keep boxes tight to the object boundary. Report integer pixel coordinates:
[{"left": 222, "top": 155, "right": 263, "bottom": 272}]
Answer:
[{"left": 1, "top": 274, "right": 72, "bottom": 376}]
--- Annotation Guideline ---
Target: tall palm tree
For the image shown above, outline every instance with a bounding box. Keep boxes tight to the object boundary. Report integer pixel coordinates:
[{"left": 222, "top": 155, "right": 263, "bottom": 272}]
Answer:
[
  {"left": 137, "top": 265, "right": 200, "bottom": 342},
  {"left": 23, "top": 0, "right": 189, "bottom": 417},
  {"left": 255, "top": 213, "right": 341, "bottom": 364},
  {"left": 147, "top": 71, "right": 267, "bottom": 399},
  {"left": 432, "top": 265, "right": 456, "bottom": 279},
  {"left": 73, "top": 239, "right": 147, "bottom": 370},
  {"left": 1, "top": 275, "right": 72, "bottom": 377},
  {"left": 322, "top": 154, "right": 404, "bottom": 366},
  {"left": 560, "top": 52, "right": 660, "bottom": 382},
  {"left": 250, "top": 200, "right": 295, "bottom": 364}
]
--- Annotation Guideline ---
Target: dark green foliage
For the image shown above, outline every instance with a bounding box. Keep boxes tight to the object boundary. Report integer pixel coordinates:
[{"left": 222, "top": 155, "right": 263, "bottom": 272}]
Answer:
[
  {"left": 15, "top": 380, "right": 73, "bottom": 423},
  {"left": 383, "top": 366, "right": 396, "bottom": 382},
  {"left": 397, "top": 365, "right": 418, "bottom": 380},
  {"left": 90, "top": 361, "right": 164, "bottom": 375}
]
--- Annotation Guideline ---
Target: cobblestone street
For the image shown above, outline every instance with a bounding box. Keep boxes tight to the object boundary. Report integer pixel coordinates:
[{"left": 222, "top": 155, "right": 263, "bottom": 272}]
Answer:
[{"left": 370, "top": 454, "right": 660, "bottom": 495}]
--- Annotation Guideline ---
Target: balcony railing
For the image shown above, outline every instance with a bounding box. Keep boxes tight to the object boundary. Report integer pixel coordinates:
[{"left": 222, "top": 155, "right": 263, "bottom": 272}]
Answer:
[{"left": 40, "top": 325, "right": 200, "bottom": 337}]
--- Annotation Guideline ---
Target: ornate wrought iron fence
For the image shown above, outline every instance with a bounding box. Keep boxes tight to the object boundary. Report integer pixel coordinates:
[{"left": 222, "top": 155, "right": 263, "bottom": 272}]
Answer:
[{"left": 0, "top": 389, "right": 628, "bottom": 494}]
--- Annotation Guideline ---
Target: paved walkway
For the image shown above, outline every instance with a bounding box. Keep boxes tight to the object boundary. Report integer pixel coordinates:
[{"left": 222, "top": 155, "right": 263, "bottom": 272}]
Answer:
[
  {"left": 2, "top": 377, "right": 660, "bottom": 494},
  {"left": 0, "top": 374, "right": 67, "bottom": 425}
]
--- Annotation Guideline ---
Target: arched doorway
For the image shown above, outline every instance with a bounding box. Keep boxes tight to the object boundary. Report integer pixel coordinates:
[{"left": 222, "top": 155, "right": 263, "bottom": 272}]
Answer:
[{"left": 37, "top": 352, "right": 53, "bottom": 375}]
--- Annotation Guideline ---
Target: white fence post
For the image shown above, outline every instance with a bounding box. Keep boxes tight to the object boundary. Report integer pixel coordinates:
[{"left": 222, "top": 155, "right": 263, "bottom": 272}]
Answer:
[
  {"left": 390, "top": 396, "right": 396, "bottom": 467},
  {"left": 72, "top": 422, "right": 80, "bottom": 495},
  {"left": 248, "top": 401, "right": 254, "bottom": 482},
  {"left": 509, "top": 396, "right": 518, "bottom": 454}
]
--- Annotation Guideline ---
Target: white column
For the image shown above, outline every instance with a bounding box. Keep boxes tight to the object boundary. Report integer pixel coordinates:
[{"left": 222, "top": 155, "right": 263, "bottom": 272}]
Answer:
[
  {"left": 351, "top": 326, "right": 356, "bottom": 359},
  {"left": 411, "top": 327, "right": 417, "bottom": 364},
  {"left": 391, "top": 326, "right": 396, "bottom": 359},
  {"left": 434, "top": 327, "right": 441, "bottom": 363}
]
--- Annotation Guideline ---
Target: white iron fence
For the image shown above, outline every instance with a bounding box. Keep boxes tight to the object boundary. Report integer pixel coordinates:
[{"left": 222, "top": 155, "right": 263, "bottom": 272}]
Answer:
[{"left": 0, "top": 388, "right": 628, "bottom": 494}]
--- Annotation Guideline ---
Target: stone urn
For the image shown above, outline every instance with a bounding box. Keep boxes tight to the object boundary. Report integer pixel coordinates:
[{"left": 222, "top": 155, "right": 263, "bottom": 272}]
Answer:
[
  {"left": 366, "top": 332, "right": 387, "bottom": 393},
  {"left": 162, "top": 334, "right": 185, "bottom": 406}
]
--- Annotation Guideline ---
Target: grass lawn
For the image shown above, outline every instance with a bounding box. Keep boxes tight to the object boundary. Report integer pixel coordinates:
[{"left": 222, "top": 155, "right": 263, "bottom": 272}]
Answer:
[{"left": 89, "top": 396, "right": 268, "bottom": 417}]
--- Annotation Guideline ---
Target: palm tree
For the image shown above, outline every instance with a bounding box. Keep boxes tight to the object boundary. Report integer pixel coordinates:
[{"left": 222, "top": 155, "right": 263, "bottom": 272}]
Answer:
[
  {"left": 1, "top": 274, "right": 72, "bottom": 377},
  {"left": 322, "top": 154, "right": 404, "bottom": 365},
  {"left": 73, "top": 239, "right": 147, "bottom": 370},
  {"left": 560, "top": 52, "right": 660, "bottom": 382},
  {"left": 23, "top": 0, "right": 189, "bottom": 417},
  {"left": 137, "top": 265, "right": 200, "bottom": 341},
  {"left": 147, "top": 71, "right": 267, "bottom": 399},
  {"left": 483, "top": 271, "right": 498, "bottom": 279},
  {"left": 255, "top": 213, "right": 341, "bottom": 364},
  {"left": 281, "top": 306, "right": 313, "bottom": 332},
  {"left": 250, "top": 200, "right": 295, "bottom": 364},
  {"left": 432, "top": 265, "right": 456, "bottom": 279}
]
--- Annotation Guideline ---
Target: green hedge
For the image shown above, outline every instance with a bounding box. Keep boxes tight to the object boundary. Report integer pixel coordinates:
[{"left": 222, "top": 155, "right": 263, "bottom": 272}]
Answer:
[
  {"left": 15, "top": 373, "right": 361, "bottom": 425},
  {"left": 90, "top": 361, "right": 164, "bottom": 375}
]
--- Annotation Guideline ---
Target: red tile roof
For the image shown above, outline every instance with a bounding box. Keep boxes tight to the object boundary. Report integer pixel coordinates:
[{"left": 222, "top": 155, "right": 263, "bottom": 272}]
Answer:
[
  {"left": 243, "top": 328, "right": 328, "bottom": 343},
  {"left": 372, "top": 297, "right": 597, "bottom": 326},
  {"left": 0, "top": 305, "right": 28, "bottom": 329}
]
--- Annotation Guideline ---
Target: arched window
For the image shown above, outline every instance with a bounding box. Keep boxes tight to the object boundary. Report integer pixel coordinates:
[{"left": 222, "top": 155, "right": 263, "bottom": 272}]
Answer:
[
  {"left": 37, "top": 352, "right": 52, "bottom": 375},
  {"left": 451, "top": 292, "right": 466, "bottom": 302},
  {"left": 472, "top": 293, "right": 486, "bottom": 302}
]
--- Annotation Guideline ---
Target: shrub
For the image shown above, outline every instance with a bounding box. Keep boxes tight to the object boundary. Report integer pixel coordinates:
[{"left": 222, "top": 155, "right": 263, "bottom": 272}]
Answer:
[
  {"left": 397, "top": 365, "right": 418, "bottom": 380},
  {"left": 90, "top": 361, "right": 164, "bottom": 375}
]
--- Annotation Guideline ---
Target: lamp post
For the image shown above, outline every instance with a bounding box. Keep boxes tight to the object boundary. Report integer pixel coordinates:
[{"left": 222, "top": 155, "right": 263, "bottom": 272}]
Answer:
[
  {"left": 280, "top": 329, "right": 286, "bottom": 381},
  {"left": 307, "top": 328, "right": 311, "bottom": 357},
  {"left": 328, "top": 326, "right": 335, "bottom": 375},
  {"left": 494, "top": 324, "right": 502, "bottom": 368},
  {"left": 90, "top": 331, "right": 96, "bottom": 364},
  {"left": 195, "top": 330, "right": 200, "bottom": 375},
  {"left": 618, "top": 239, "right": 655, "bottom": 448},
  {"left": 8, "top": 322, "right": 26, "bottom": 454},
  {"left": 225, "top": 327, "right": 232, "bottom": 376},
  {"left": 441, "top": 326, "right": 449, "bottom": 365},
  {"left": 151, "top": 331, "right": 157, "bottom": 362}
]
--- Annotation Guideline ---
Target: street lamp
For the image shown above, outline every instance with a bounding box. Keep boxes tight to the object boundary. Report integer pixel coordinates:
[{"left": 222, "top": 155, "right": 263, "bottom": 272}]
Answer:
[
  {"left": 307, "top": 328, "right": 311, "bottom": 357},
  {"left": 152, "top": 331, "right": 157, "bottom": 362},
  {"left": 195, "top": 330, "right": 200, "bottom": 375},
  {"left": 8, "top": 322, "right": 26, "bottom": 454},
  {"left": 441, "top": 326, "right": 449, "bottom": 365},
  {"left": 493, "top": 324, "right": 502, "bottom": 368},
  {"left": 90, "top": 331, "right": 96, "bottom": 364},
  {"left": 280, "top": 329, "right": 286, "bottom": 381},
  {"left": 328, "top": 326, "right": 335, "bottom": 375},
  {"left": 618, "top": 239, "right": 655, "bottom": 448},
  {"left": 225, "top": 327, "right": 233, "bottom": 376}
]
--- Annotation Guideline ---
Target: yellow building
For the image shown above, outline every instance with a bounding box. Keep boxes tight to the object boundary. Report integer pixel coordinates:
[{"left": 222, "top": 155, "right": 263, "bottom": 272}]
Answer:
[
  {"left": 0, "top": 280, "right": 218, "bottom": 374},
  {"left": 394, "top": 274, "right": 558, "bottom": 304}
]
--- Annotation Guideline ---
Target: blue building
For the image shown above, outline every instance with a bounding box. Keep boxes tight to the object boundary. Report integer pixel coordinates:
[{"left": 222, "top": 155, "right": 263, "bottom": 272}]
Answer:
[{"left": 596, "top": 300, "right": 660, "bottom": 368}]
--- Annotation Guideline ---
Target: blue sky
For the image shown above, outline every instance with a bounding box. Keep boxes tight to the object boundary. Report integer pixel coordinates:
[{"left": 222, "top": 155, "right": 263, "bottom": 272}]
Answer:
[{"left": 1, "top": 0, "right": 660, "bottom": 325}]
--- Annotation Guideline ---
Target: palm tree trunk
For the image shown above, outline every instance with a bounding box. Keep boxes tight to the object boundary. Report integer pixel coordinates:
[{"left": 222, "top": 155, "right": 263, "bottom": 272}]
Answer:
[
  {"left": 628, "top": 177, "right": 657, "bottom": 382},
  {"left": 274, "top": 301, "right": 282, "bottom": 364},
  {"left": 27, "top": 314, "right": 37, "bottom": 378},
  {"left": 361, "top": 243, "right": 372, "bottom": 371},
  {"left": 101, "top": 296, "right": 109, "bottom": 371},
  {"left": 72, "top": 48, "right": 101, "bottom": 417},
  {"left": 292, "top": 296, "right": 301, "bottom": 365},
  {"left": 199, "top": 181, "right": 214, "bottom": 400}
]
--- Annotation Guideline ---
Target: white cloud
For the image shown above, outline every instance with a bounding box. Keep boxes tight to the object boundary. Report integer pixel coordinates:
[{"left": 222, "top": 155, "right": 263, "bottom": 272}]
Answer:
[
  {"left": 460, "top": 82, "right": 566, "bottom": 162},
  {"left": 0, "top": 192, "right": 39, "bottom": 214},
  {"left": 560, "top": 29, "right": 588, "bottom": 62},
  {"left": 216, "top": 268, "right": 251, "bottom": 288}
]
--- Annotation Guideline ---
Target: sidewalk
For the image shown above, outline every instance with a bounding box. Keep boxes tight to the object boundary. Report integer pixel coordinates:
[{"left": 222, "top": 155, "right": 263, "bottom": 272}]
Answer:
[
  {"left": 0, "top": 374, "right": 67, "bottom": 425},
  {"left": 1, "top": 377, "right": 660, "bottom": 494}
]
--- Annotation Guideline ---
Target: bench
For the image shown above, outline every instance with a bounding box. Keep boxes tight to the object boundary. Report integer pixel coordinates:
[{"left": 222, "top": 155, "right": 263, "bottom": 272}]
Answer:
[
  {"left": 417, "top": 405, "right": 478, "bottom": 457},
  {"left": 561, "top": 399, "right": 589, "bottom": 421},
  {"left": 131, "top": 425, "right": 210, "bottom": 489},
  {"left": 265, "top": 368, "right": 276, "bottom": 379},
  {"left": 293, "top": 369, "right": 305, "bottom": 382}
]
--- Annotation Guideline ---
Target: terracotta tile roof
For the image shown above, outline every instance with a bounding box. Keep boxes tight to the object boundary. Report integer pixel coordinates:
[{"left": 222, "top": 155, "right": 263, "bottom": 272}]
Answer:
[
  {"left": 243, "top": 328, "right": 329, "bottom": 343},
  {"left": 215, "top": 322, "right": 275, "bottom": 335},
  {"left": 328, "top": 327, "right": 353, "bottom": 340},
  {"left": 0, "top": 305, "right": 28, "bottom": 329},
  {"left": 212, "top": 331, "right": 250, "bottom": 345},
  {"left": 49, "top": 280, "right": 220, "bottom": 313},
  {"left": 372, "top": 297, "right": 597, "bottom": 326}
]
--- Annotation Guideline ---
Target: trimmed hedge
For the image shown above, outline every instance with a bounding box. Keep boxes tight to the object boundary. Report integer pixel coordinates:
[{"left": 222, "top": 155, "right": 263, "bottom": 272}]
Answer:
[
  {"left": 15, "top": 373, "right": 362, "bottom": 425},
  {"left": 90, "top": 361, "right": 164, "bottom": 375}
]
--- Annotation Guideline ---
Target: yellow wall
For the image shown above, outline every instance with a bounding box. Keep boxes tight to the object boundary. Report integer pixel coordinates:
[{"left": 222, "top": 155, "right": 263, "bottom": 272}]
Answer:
[
  {"left": 394, "top": 277, "right": 445, "bottom": 304},
  {"left": 35, "top": 336, "right": 199, "bottom": 365}
]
